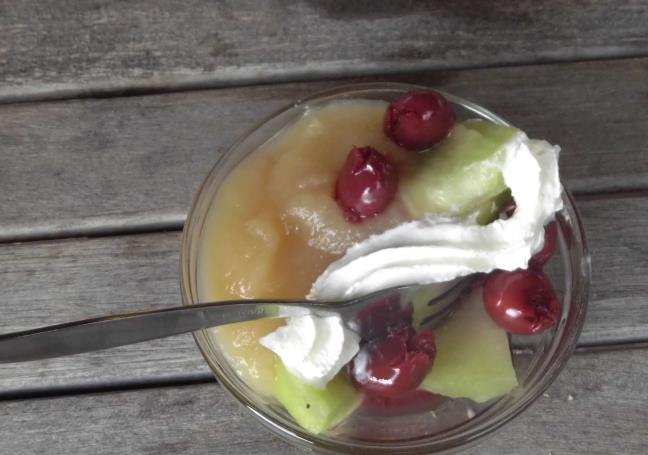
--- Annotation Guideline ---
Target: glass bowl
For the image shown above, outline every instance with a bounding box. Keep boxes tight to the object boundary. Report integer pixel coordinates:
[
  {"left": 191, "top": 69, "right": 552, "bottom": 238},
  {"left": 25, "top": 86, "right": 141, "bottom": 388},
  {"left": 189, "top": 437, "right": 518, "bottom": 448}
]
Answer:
[{"left": 180, "top": 83, "right": 590, "bottom": 454}]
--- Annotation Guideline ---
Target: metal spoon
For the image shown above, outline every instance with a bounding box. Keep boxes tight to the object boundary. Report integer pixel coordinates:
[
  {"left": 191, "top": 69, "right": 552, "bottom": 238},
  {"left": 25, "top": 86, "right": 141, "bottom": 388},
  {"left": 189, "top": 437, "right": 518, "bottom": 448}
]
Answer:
[{"left": 0, "top": 279, "right": 473, "bottom": 363}]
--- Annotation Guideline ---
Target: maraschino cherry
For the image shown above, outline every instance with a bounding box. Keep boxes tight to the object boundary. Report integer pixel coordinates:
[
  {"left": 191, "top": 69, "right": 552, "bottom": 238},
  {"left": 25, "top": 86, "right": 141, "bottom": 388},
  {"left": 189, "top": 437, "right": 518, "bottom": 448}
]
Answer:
[
  {"left": 355, "top": 293, "right": 413, "bottom": 340},
  {"left": 483, "top": 269, "right": 560, "bottom": 335},
  {"left": 529, "top": 221, "right": 558, "bottom": 269},
  {"left": 351, "top": 327, "right": 436, "bottom": 396},
  {"left": 335, "top": 146, "right": 398, "bottom": 223},
  {"left": 499, "top": 197, "right": 517, "bottom": 219},
  {"left": 383, "top": 91, "right": 455, "bottom": 151}
]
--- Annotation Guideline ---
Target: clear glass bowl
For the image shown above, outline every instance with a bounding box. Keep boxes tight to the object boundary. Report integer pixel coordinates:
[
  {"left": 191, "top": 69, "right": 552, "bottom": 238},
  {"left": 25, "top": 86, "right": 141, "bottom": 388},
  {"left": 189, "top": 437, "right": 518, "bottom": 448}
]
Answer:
[{"left": 180, "top": 83, "right": 590, "bottom": 454}]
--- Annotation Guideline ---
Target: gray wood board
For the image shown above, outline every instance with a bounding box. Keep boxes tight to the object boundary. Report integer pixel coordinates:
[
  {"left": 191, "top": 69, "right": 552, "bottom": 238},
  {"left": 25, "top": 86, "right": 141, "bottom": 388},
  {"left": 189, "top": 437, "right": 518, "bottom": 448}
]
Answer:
[
  {"left": 0, "top": 230, "right": 210, "bottom": 395},
  {"left": 0, "top": 195, "right": 646, "bottom": 394},
  {"left": 2, "top": 0, "right": 648, "bottom": 102},
  {"left": 1, "top": 346, "right": 646, "bottom": 455},
  {"left": 1, "top": 57, "right": 648, "bottom": 242}
]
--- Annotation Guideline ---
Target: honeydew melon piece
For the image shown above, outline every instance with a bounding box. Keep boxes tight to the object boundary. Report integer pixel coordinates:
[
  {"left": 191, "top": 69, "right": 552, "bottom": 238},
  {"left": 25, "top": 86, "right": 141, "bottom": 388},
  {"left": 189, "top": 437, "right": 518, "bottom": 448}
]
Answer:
[
  {"left": 274, "top": 357, "right": 362, "bottom": 434},
  {"left": 400, "top": 121, "right": 518, "bottom": 219},
  {"left": 419, "top": 289, "right": 518, "bottom": 403}
]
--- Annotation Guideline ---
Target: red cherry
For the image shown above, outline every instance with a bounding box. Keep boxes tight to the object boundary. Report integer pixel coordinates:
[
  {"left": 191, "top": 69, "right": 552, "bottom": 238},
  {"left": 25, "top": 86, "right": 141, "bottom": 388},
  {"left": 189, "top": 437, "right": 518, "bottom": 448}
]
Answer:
[
  {"left": 383, "top": 91, "right": 456, "bottom": 151},
  {"left": 499, "top": 197, "right": 517, "bottom": 220},
  {"left": 335, "top": 146, "right": 398, "bottom": 223},
  {"left": 529, "top": 221, "right": 558, "bottom": 270},
  {"left": 408, "top": 329, "right": 436, "bottom": 354},
  {"left": 483, "top": 269, "right": 560, "bottom": 335},
  {"left": 355, "top": 293, "right": 413, "bottom": 340},
  {"left": 351, "top": 329, "right": 436, "bottom": 396}
]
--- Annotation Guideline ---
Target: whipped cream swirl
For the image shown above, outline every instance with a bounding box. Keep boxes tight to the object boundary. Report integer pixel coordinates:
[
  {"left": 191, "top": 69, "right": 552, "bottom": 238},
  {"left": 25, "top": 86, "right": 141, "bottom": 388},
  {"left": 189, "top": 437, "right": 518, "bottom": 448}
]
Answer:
[
  {"left": 260, "top": 315, "right": 359, "bottom": 389},
  {"left": 309, "top": 132, "right": 562, "bottom": 300}
]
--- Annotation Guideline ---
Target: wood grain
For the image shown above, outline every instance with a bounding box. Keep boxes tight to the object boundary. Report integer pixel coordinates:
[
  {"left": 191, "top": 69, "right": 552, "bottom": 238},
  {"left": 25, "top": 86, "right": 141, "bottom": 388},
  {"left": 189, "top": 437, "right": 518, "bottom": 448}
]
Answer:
[
  {"left": 1, "top": 57, "right": 648, "bottom": 242},
  {"left": 0, "top": 195, "right": 646, "bottom": 393},
  {"left": 1, "top": 346, "right": 646, "bottom": 455},
  {"left": 2, "top": 3, "right": 645, "bottom": 451},
  {"left": 0, "top": 231, "right": 211, "bottom": 395},
  {"left": 578, "top": 194, "right": 648, "bottom": 345},
  {"left": 1, "top": 0, "right": 648, "bottom": 101}
]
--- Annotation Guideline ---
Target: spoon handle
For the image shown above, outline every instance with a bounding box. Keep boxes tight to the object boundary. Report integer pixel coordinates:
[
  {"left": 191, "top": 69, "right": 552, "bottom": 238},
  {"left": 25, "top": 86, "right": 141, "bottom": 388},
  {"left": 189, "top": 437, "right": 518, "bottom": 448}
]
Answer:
[
  {"left": 0, "top": 300, "right": 319, "bottom": 363},
  {"left": 0, "top": 280, "right": 470, "bottom": 363}
]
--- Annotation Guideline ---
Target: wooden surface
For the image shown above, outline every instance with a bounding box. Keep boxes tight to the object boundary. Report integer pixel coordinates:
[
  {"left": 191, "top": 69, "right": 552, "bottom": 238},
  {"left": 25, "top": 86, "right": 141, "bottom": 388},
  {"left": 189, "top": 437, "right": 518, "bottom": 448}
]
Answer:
[
  {"left": 1, "top": 1, "right": 648, "bottom": 454},
  {"left": 0, "top": 231, "right": 210, "bottom": 396},
  {"left": 1, "top": 347, "right": 647, "bottom": 455},
  {"left": 0, "top": 195, "right": 646, "bottom": 396},
  {"left": 2, "top": 58, "right": 648, "bottom": 242},
  {"left": 2, "top": 0, "right": 648, "bottom": 102}
]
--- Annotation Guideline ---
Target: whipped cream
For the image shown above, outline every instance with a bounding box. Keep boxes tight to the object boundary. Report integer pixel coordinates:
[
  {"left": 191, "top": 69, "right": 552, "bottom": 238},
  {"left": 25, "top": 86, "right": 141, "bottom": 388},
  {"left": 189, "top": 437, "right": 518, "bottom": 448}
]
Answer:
[
  {"left": 260, "top": 315, "right": 359, "bottom": 389},
  {"left": 310, "top": 132, "right": 562, "bottom": 300},
  {"left": 263, "top": 129, "right": 562, "bottom": 387}
]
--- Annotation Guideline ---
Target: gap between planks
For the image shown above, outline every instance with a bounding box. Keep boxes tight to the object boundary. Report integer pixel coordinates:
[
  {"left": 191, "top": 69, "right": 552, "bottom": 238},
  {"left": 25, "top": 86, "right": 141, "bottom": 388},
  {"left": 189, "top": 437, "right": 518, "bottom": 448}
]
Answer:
[{"left": 0, "top": 372, "right": 215, "bottom": 401}]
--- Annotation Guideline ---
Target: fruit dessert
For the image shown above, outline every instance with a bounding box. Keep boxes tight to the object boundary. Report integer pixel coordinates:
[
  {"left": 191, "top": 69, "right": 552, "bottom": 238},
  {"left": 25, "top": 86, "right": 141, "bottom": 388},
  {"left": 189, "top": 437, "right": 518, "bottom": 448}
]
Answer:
[{"left": 197, "top": 90, "right": 563, "bottom": 435}]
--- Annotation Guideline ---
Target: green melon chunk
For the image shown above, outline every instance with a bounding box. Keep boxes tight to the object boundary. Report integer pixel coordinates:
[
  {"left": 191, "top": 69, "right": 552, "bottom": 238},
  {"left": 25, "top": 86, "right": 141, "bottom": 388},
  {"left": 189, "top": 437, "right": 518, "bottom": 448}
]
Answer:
[
  {"left": 419, "top": 289, "right": 518, "bottom": 403},
  {"left": 400, "top": 121, "right": 519, "bottom": 219},
  {"left": 274, "top": 357, "right": 361, "bottom": 434},
  {"left": 462, "top": 118, "right": 518, "bottom": 143},
  {"left": 410, "top": 282, "right": 457, "bottom": 329},
  {"left": 475, "top": 188, "right": 513, "bottom": 226}
]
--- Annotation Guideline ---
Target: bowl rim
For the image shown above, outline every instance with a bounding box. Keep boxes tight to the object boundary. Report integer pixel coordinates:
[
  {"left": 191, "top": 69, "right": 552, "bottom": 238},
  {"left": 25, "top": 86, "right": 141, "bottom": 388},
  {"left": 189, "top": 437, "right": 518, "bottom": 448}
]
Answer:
[{"left": 180, "top": 82, "right": 591, "bottom": 454}]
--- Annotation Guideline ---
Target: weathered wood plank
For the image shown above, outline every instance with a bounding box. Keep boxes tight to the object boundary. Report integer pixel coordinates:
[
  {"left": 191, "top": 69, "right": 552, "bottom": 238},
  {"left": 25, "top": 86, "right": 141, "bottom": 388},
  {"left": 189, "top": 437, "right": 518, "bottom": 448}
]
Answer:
[
  {"left": 0, "top": 195, "right": 645, "bottom": 393},
  {"left": 1, "top": 58, "right": 648, "bottom": 241},
  {"left": 1, "top": 347, "right": 646, "bottom": 455},
  {"left": 0, "top": 231, "right": 211, "bottom": 395},
  {"left": 577, "top": 194, "right": 648, "bottom": 345},
  {"left": 1, "top": 0, "right": 648, "bottom": 101}
]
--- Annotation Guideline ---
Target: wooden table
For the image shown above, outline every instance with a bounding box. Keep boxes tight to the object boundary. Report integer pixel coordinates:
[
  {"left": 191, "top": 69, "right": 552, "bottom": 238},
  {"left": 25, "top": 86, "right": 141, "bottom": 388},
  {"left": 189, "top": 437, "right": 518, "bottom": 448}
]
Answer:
[{"left": 1, "top": 1, "right": 647, "bottom": 453}]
